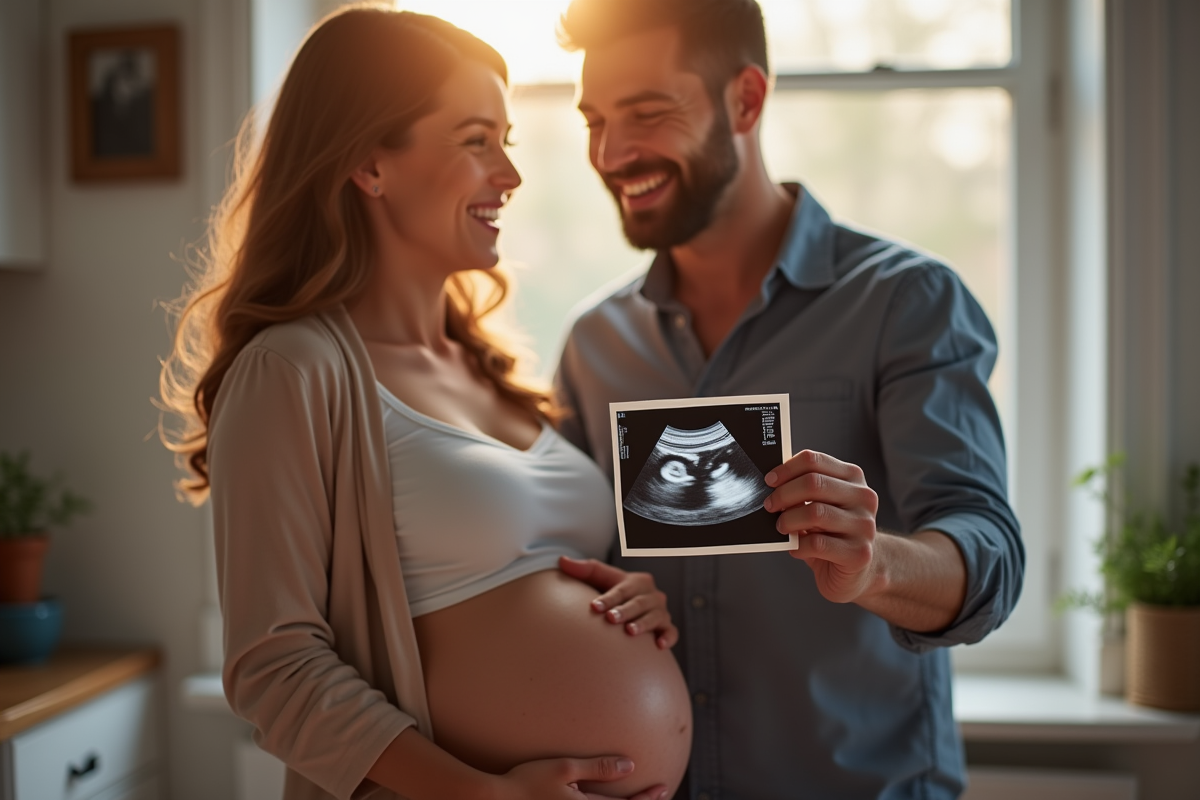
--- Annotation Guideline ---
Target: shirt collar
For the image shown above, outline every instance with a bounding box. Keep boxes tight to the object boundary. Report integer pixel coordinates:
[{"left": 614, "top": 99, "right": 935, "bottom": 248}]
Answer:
[
  {"left": 638, "top": 183, "right": 838, "bottom": 309},
  {"left": 774, "top": 183, "right": 837, "bottom": 290}
]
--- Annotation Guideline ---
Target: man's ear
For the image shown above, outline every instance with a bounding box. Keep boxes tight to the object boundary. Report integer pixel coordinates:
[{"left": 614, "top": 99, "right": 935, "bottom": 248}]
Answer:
[
  {"left": 727, "top": 64, "right": 770, "bottom": 134},
  {"left": 349, "top": 153, "right": 384, "bottom": 197}
]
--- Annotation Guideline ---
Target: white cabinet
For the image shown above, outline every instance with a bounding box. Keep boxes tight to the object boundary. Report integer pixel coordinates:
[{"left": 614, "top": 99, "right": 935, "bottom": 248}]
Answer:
[{"left": 1, "top": 677, "right": 161, "bottom": 800}]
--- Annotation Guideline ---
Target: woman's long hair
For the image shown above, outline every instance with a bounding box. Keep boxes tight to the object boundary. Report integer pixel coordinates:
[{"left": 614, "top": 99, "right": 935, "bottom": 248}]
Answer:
[{"left": 160, "top": 5, "right": 551, "bottom": 503}]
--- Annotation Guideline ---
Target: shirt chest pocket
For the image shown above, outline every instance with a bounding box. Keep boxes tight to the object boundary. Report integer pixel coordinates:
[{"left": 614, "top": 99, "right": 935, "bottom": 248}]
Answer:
[{"left": 784, "top": 378, "right": 854, "bottom": 460}]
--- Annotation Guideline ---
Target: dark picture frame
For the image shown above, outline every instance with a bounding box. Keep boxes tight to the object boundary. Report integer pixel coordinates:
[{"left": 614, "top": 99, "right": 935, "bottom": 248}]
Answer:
[{"left": 68, "top": 25, "right": 180, "bottom": 182}]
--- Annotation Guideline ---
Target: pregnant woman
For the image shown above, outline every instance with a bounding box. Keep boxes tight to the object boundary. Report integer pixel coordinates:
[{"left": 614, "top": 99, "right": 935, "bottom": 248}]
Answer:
[{"left": 159, "top": 7, "right": 691, "bottom": 800}]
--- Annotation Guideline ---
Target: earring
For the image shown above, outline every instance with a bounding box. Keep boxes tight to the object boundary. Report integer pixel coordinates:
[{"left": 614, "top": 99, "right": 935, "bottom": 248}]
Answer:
[{"left": 372, "top": 185, "right": 380, "bottom": 194}]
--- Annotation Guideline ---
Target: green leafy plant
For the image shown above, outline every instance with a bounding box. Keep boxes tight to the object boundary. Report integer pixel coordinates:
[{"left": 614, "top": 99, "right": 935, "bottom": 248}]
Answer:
[
  {"left": 0, "top": 451, "right": 92, "bottom": 539},
  {"left": 1059, "top": 454, "right": 1200, "bottom": 613}
]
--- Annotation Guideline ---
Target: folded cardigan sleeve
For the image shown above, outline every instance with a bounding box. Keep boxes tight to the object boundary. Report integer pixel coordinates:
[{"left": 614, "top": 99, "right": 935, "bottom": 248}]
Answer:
[{"left": 209, "top": 344, "right": 416, "bottom": 799}]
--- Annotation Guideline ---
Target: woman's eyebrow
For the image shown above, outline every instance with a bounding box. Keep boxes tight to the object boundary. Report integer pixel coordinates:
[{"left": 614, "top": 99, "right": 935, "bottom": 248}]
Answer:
[{"left": 453, "top": 116, "right": 498, "bottom": 131}]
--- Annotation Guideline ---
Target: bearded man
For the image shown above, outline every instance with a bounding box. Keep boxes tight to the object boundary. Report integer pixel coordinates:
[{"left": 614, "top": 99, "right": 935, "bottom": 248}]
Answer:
[{"left": 553, "top": 1, "right": 1024, "bottom": 798}]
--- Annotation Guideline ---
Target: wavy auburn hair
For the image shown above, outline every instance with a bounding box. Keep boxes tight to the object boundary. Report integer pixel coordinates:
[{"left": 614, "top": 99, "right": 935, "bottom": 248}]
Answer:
[{"left": 159, "top": 5, "right": 551, "bottom": 503}]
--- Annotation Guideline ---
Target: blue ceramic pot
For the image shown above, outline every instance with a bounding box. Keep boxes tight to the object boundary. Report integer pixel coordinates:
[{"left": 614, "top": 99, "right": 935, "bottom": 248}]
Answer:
[{"left": 0, "top": 598, "right": 63, "bottom": 665}]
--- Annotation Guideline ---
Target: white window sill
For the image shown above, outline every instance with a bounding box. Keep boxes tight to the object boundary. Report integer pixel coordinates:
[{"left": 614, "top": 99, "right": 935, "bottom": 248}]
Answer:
[
  {"left": 183, "top": 672, "right": 1200, "bottom": 745},
  {"left": 953, "top": 674, "right": 1200, "bottom": 743},
  {"left": 181, "top": 672, "right": 229, "bottom": 713}
]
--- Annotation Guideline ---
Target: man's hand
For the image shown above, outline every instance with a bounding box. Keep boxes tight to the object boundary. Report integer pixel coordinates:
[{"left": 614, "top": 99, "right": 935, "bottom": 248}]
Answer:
[
  {"left": 558, "top": 556, "right": 679, "bottom": 649},
  {"left": 763, "top": 449, "right": 968, "bottom": 632},
  {"left": 763, "top": 449, "right": 882, "bottom": 604}
]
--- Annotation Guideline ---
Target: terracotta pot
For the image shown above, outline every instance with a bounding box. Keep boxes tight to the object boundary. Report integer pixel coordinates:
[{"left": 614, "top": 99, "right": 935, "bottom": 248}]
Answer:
[
  {"left": 0, "top": 534, "right": 50, "bottom": 603},
  {"left": 1126, "top": 602, "right": 1200, "bottom": 712}
]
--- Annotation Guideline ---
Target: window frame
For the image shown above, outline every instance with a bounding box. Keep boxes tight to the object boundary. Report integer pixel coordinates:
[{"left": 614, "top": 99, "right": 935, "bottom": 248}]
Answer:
[
  {"left": 508, "top": 1, "right": 1065, "bottom": 673},
  {"left": 755, "top": 0, "right": 1061, "bottom": 673},
  {"left": 742, "top": 0, "right": 1061, "bottom": 673}
]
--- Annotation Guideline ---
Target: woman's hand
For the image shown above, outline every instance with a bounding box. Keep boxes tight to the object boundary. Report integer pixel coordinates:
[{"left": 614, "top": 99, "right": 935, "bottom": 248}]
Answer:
[
  {"left": 491, "top": 756, "right": 669, "bottom": 800},
  {"left": 558, "top": 556, "right": 679, "bottom": 649}
]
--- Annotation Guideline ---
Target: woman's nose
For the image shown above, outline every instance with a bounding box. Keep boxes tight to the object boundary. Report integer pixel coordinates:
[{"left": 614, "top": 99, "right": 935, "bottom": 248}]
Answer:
[{"left": 495, "top": 149, "right": 521, "bottom": 192}]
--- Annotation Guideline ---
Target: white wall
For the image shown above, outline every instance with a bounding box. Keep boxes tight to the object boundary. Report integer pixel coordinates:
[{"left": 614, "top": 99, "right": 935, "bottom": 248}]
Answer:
[{"left": 0, "top": 1, "right": 251, "bottom": 798}]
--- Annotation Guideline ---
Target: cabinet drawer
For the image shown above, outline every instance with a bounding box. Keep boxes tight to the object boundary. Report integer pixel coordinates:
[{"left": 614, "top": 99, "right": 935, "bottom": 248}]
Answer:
[
  {"left": 90, "top": 771, "right": 160, "bottom": 800},
  {"left": 11, "top": 677, "right": 159, "bottom": 800}
]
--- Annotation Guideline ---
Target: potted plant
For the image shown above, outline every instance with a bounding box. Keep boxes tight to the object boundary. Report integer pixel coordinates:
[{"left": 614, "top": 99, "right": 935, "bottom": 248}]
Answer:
[
  {"left": 1061, "top": 455, "right": 1200, "bottom": 712},
  {"left": 0, "top": 450, "right": 92, "bottom": 603}
]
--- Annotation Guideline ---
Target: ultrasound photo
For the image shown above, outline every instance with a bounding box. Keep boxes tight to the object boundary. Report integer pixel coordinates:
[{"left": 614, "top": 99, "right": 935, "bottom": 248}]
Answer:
[{"left": 610, "top": 394, "right": 796, "bottom": 556}]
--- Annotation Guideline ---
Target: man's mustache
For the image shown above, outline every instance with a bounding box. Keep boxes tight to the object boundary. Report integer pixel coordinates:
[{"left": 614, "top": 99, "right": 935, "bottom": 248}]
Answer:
[{"left": 602, "top": 159, "right": 681, "bottom": 190}]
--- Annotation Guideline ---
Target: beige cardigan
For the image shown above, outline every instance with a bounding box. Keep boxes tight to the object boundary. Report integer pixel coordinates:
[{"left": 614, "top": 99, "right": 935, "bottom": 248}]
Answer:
[{"left": 209, "top": 307, "right": 432, "bottom": 800}]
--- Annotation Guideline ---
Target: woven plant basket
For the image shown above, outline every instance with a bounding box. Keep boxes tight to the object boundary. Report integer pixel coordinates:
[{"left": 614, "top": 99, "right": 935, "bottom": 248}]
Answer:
[{"left": 1126, "top": 602, "right": 1200, "bottom": 712}]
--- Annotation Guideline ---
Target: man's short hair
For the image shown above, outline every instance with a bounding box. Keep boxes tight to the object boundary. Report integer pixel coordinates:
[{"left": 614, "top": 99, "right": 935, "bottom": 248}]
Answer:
[{"left": 558, "top": 0, "right": 769, "bottom": 101}]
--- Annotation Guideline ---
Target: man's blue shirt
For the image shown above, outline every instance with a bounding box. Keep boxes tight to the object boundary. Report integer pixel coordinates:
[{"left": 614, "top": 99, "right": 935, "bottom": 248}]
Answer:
[{"left": 555, "top": 186, "right": 1024, "bottom": 799}]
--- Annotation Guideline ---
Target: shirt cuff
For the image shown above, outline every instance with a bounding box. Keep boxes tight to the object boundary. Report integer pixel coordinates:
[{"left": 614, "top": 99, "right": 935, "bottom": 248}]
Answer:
[{"left": 889, "top": 511, "right": 1022, "bottom": 654}]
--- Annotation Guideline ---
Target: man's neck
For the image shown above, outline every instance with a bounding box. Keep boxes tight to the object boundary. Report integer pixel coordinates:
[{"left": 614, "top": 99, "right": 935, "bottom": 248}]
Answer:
[{"left": 669, "top": 169, "right": 795, "bottom": 356}]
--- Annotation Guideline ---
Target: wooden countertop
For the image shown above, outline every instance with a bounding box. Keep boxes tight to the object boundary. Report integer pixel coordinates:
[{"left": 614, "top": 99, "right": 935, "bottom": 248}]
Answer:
[{"left": 0, "top": 646, "right": 161, "bottom": 740}]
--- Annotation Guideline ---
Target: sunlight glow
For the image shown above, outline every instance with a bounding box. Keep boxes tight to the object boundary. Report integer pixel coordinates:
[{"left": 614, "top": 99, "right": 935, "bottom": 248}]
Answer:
[
  {"left": 393, "top": 0, "right": 581, "bottom": 85},
  {"left": 391, "top": 0, "right": 1010, "bottom": 82}
]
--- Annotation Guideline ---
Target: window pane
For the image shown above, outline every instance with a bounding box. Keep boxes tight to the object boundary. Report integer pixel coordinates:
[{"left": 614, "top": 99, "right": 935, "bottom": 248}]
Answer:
[
  {"left": 394, "top": 1, "right": 1012, "bottom": 82},
  {"left": 760, "top": 0, "right": 1012, "bottom": 72},
  {"left": 502, "top": 89, "right": 1013, "bottom": 423},
  {"left": 501, "top": 90, "right": 646, "bottom": 375},
  {"left": 394, "top": 0, "right": 581, "bottom": 85},
  {"left": 761, "top": 88, "right": 1013, "bottom": 429}
]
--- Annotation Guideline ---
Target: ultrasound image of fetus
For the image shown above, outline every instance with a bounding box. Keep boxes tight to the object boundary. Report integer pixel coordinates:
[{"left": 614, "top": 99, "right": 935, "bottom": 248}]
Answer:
[{"left": 624, "top": 422, "right": 772, "bottom": 526}]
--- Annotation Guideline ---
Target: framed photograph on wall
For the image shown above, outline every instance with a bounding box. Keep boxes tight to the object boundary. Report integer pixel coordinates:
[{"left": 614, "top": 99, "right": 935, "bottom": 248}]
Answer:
[{"left": 68, "top": 25, "right": 180, "bottom": 182}]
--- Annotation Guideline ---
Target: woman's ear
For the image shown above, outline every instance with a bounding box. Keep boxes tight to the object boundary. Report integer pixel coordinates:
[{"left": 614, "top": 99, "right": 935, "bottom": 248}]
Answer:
[
  {"left": 349, "top": 154, "right": 384, "bottom": 197},
  {"left": 728, "top": 64, "right": 770, "bottom": 134}
]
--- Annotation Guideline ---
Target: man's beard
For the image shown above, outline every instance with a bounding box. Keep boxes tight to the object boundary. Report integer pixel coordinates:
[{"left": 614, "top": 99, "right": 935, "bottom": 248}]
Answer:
[{"left": 603, "top": 106, "right": 740, "bottom": 251}]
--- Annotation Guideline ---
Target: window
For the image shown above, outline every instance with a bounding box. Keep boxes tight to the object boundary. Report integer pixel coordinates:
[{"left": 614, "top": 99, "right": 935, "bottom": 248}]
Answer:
[{"left": 246, "top": 0, "right": 1069, "bottom": 675}]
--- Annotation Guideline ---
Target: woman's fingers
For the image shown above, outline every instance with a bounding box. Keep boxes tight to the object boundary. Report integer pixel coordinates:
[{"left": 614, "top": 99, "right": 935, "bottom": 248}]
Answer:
[
  {"left": 601, "top": 587, "right": 678, "bottom": 647},
  {"left": 503, "top": 755, "right": 641, "bottom": 799},
  {"left": 622, "top": 608, "right": 678, "bottom": 648},
  {"left": 559, "top": 556, "right": 650, "bottom": 613},
  {"left": 559, "top": 555, "right": 625, "bottom": 591},
  {"left": 584, "top": 785, "right": 670, "bottom": 800},
  {"left": 558, "top": 556, "right": 676, "bottom": 646},
  {"left": 606, "top": 593, "right": 678, "bottom": 645},
  {"left": 560, "top": 556, "right": 642, "bottom": 613}
]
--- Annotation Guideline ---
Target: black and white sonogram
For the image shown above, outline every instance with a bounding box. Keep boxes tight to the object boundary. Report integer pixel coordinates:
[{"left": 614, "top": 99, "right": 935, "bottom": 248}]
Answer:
[
  {"left": 624, "top": 422, "right": 771, "bottom": 526},
  {"left": 610, "top": 394, "right": 796, "bottom": 556}
]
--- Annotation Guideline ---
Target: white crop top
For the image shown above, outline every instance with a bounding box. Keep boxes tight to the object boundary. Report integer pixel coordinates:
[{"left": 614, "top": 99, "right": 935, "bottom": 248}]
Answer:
[{"left": 378, "top": 383, "right": 615, "bottom": 617}]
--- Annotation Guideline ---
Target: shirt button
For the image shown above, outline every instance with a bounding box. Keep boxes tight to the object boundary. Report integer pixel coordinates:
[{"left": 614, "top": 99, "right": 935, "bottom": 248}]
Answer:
[
  {"left": 674, "top": 314, "right": 687, "bottom": 329},
  {"left": 693, "top": 691, "right": 709, "bottom": 707},
  {"left": 691, "top": 594, "right": 707, "bottom": 609}
]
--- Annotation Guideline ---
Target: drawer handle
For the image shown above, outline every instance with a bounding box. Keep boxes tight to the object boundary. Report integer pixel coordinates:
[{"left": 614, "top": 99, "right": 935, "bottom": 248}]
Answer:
[{"left": 68, "top": 753, "right": 100, "bottom": 780}]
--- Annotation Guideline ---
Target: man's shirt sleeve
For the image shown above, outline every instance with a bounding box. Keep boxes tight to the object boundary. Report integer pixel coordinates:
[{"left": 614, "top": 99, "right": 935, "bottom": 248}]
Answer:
[{"left": 874, "top": 261, "right": 1025, "bottom": 652}]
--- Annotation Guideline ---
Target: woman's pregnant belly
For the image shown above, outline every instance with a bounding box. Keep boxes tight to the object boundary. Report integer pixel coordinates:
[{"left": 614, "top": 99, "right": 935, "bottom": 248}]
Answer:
[{"left": 414, "top": 569, "right": 692, "bottom": 796}]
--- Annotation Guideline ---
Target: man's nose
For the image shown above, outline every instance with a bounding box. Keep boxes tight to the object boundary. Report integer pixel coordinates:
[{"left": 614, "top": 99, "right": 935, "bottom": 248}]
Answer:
[{"left": 594, "top": 124, "right": 639, "bottom": 174}]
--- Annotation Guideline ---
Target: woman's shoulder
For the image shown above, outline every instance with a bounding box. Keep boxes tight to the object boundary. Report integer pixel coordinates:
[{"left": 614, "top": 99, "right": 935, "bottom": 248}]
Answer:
[
  {"left": 213, "top": 310, "right": 358, "bottom": 425},
  {"left": 236, "top": 311, "right": 348, "bottom": 378},
  {"left": 244, "top": 316, "right": 336, "bottom": 367}
]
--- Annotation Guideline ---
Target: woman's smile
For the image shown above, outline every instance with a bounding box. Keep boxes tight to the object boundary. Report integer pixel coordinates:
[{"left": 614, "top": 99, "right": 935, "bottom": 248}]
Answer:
[{"left": 364, "top": 60, "right": 521, "bottom": 277}]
